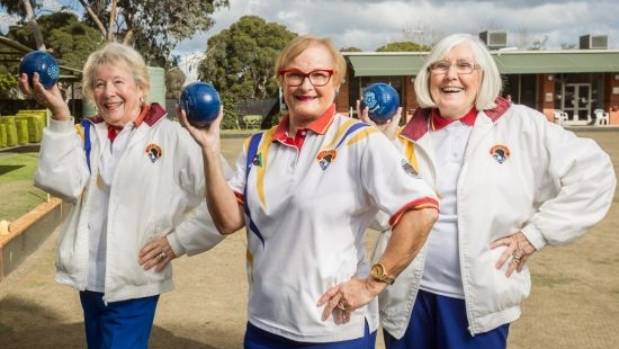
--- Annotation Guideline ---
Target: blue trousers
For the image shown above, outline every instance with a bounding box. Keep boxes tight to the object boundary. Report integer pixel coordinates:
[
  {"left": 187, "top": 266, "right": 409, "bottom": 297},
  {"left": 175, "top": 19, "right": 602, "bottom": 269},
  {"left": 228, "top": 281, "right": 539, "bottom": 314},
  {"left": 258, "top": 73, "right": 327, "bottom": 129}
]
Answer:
[
  {"left": 244, "top": 321, "right": 376, "bottom": 349},
  {"left": 79, "top": 291, "right": 159, "bottom": 349},
  {"left": 384, "top": 289, "right": 509, "bottom": 349}
]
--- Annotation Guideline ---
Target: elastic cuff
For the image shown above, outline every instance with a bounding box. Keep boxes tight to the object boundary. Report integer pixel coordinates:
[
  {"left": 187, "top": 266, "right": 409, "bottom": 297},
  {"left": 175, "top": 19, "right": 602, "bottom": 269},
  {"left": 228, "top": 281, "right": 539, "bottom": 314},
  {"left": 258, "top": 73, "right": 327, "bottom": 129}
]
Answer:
[
  {"left": 48, "top": 117, "right": 75, "bottom": 133},
  {"left": 521, "top": 224, "right": 546, "bottom": 250},
  {"left": 166, "top": 232, "right": 187, "bottom": 257},
  {"left": 389, "top": 197, "right": 439, "bottom": 227}
]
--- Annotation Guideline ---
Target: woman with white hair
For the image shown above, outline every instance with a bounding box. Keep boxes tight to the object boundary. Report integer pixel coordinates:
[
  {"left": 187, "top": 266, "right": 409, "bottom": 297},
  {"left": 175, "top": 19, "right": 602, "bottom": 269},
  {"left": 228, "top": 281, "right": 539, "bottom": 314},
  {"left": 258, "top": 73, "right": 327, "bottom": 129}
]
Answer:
[
  {"left": 20, "top": 42, "right": 229, "bottom": 348},
  {"left": 362, "top": 33, "right": 616, "bottom": 348}
]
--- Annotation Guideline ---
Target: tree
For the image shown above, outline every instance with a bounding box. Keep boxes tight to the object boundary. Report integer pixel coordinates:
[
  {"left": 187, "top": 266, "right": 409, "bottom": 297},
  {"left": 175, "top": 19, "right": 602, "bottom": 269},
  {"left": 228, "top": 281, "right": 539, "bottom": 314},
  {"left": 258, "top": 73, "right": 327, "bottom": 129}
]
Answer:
[
  {"left": 77, "top": 0, "right": 229, "bottom": 65},
  {"left": 198, "top": 15, "right": 297, "bottom": 101},
  {"left": 165, "top": 68, "right": 186, "bottom": 99},
  {"left": 376, "top": 41, "right": 429, "bottom": 52},
  {"left": 7, "top": 12, "right": 104, "bottom": 68},
  {"left": 1, "top": 0, "right": 229, "bottom": 66},
  {"left": 340, "top": 47, "right": 362, "bottom": 52},
  {"left": 0, "top": 70, "right": 19, "bottom": 99}
]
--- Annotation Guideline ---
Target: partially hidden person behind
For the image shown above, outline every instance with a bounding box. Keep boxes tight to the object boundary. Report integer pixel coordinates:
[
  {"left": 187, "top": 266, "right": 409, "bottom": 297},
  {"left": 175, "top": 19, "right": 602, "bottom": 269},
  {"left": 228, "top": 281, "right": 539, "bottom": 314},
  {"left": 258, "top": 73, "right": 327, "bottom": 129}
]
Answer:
[
  {"left": 179, "top": 34, "right": 439, "bottom": 348},
  {"left": 360, "top": 33, "right": 616, "bottom": 349},
  {"left": 19, "top": 42, "right": 230, "bottom": 349}
]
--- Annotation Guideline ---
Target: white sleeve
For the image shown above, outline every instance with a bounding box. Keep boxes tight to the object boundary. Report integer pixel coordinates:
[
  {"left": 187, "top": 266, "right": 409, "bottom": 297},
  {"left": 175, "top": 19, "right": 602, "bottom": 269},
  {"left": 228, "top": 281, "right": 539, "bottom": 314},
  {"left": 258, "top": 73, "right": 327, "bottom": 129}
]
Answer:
[
  {"left": 34, "top": 118, "right": 90, "bottom": 202},
  {"left": 167, "top": 201, "right": 226, "bottom": 256},
  {"left": 360, "top": 130, "right": 438, "bottom": 226},
  {"left": 521, "top": 119, "right": 616, "bottom": 250},
  {"left": 167, "top": 129, "right": 234, "bottom": 256}
]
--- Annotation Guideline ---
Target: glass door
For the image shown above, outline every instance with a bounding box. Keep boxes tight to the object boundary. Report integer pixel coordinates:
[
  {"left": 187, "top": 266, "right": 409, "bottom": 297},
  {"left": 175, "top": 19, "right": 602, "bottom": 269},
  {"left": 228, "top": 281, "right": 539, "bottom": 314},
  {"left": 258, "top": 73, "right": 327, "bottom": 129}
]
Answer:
[{"left": 562, "top": 83, "right": 592, "bottom": 123}]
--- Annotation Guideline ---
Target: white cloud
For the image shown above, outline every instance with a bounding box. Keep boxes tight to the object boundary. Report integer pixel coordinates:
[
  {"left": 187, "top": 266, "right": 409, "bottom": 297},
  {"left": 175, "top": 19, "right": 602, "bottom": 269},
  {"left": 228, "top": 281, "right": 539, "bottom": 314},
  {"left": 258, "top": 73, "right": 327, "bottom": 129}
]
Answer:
[{"left": 171, "top": 0, "right": 619, "bottom": 57}]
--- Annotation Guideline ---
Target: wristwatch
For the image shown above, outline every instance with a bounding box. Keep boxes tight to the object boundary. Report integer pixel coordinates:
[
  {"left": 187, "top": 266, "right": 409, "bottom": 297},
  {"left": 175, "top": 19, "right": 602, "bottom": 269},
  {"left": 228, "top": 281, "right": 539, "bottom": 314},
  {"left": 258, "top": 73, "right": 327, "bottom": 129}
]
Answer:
[{"left": 370, "top": 263, "right": 395, "bottom": 285}]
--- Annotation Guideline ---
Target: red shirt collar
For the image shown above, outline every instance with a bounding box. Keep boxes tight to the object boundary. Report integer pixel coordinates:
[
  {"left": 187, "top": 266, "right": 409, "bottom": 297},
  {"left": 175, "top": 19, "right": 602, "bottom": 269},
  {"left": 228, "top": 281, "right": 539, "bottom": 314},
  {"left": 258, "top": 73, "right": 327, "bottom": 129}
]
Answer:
[
  {"left": 273, "top": 104, "right": 336, "bottom": 142},
  {"left": 107, "top": 104, "right": 152, "bottom": 142},
  {"left": 431, "top": 107, "right": 477, "bottom": 131}
]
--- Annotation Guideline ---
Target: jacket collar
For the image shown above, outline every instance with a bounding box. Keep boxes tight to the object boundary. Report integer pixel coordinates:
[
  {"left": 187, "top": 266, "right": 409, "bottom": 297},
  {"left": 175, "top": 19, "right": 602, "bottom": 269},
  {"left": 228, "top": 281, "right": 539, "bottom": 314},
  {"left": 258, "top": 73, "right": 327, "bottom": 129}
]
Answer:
[
  {"left": 400, "top": 96, "right": 511, "bottom": 142},
  {"left": 85, "top": 103, "right": 167, "bottom": 128}
]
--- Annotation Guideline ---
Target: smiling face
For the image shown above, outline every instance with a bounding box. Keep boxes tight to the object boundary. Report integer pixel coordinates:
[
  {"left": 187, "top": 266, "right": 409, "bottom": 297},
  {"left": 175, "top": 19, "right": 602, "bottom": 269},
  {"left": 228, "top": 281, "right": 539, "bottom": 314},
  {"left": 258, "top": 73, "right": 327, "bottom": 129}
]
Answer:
[
  {"left": 281, "top": 43, "right": 337, "bottom": 124},
  {"left": 93, "top": 62, "right": 144, "bottom": 127},
  {"left": 429, "top": 43, "right": 482, "bottom": 119}
]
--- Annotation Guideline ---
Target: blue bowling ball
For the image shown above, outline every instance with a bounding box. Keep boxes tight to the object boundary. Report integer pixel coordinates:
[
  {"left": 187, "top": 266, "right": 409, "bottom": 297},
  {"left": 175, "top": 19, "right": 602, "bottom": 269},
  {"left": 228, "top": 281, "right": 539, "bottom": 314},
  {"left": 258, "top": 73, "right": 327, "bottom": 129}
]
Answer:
[
  {"left": 179, "top": 82, "right": 221, "bottom": 128},
  {"left": 19, "top": 51, "right": 60, "bottom": 89},
  {"left": 362, "top": 83, "right": 400, "bottom": 124}
]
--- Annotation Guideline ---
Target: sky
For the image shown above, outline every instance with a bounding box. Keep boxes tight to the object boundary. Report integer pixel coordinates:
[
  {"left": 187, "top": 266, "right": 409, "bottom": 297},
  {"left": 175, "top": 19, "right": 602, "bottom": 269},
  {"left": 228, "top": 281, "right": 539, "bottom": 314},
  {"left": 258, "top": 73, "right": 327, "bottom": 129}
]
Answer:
[
  {"left": 172, "top": 0, "right": 619, "bottom": 56},
  {"left": 2, "top": 0, "right": 618, "bottom": 57}
]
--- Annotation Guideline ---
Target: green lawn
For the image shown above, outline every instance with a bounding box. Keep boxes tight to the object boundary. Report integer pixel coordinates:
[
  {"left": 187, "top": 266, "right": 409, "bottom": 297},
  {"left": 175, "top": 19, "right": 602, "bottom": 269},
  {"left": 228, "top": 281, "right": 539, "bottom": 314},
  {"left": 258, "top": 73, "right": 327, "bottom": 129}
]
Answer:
[{"left": 0, "top": 152, "right": 47, "bottom": 221}]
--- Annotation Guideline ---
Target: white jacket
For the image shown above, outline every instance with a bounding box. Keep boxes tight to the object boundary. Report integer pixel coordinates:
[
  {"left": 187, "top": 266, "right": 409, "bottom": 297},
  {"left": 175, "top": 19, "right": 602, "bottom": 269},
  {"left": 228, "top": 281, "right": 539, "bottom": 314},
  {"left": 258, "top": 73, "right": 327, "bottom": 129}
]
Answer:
[
  {"left": 34, "top": 104, "right": 227, "bottom": 303},
  {"left": 373, "top": 99, "right": 616, "bottom": 337}
]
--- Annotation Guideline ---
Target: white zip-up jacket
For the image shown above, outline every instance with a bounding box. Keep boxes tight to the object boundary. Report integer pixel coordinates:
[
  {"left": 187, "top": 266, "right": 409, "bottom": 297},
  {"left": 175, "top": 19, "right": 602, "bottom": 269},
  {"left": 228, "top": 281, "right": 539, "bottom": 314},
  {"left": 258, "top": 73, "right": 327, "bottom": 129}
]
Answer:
[
  {"left": 34, "top": 103, "right": 227, "bottom": 303},
  {"left": 373, "top": 98, "right": 616, "bottom": 337}
]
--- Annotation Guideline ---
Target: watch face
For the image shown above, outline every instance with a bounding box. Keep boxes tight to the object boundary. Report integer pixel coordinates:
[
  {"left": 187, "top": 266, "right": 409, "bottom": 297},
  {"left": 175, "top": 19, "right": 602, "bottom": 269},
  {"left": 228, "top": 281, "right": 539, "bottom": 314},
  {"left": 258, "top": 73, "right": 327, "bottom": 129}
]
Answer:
[{"left": 371, "top": 263, "right": 385, "bottom": 278}]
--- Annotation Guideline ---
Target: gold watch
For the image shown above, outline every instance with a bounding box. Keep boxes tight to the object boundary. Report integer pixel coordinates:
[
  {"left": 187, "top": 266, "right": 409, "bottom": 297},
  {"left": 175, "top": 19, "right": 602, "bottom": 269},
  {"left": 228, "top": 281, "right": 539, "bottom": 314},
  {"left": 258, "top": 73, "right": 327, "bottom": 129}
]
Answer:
[{"left": 370, "top": 263, "right": 395, "bottom": 285}]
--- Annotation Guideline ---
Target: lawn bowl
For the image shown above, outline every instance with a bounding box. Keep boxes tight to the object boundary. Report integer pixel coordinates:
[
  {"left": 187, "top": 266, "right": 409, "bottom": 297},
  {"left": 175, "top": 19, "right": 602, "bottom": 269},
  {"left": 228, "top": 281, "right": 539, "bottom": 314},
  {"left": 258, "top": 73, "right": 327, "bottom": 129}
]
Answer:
[
  {"left": 179, "top": 82, "right": 221, "bottom": 128},
  {"left": 19, "top": 51, "right": 60, "bottom": 89},
  {"left": 362, "top": 83, "right": 400, "bottom": 124}
]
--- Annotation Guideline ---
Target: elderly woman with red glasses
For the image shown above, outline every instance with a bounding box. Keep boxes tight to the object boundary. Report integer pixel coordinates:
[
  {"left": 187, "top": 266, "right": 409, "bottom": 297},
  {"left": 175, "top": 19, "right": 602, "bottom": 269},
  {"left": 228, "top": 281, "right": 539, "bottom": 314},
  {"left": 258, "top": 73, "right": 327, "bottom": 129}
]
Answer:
[
  {"left": 361, "top": 33, "right": 616, "bottom": 349},
  {"left": 181, "top": 35, "right": 438, "bottom": 348}
]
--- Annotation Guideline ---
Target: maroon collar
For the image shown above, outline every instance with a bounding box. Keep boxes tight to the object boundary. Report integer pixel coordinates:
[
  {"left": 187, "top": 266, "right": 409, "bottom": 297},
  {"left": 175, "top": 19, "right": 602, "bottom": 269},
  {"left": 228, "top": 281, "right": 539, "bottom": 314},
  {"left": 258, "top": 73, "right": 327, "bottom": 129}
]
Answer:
[
  {"left": 86, "top": 103, "right": 167, "bottom": 128},
  {"left": 401, "top": 97, "right": 511, "bottom": 141},
  {"left": 431, "top": 107, "right": 477, "bottom": 130}
]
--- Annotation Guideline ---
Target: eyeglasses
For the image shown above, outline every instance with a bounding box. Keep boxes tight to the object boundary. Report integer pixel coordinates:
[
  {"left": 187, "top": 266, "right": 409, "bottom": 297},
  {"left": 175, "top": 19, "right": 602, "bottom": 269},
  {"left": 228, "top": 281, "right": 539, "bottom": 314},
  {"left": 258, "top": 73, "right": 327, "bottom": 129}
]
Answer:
[
  {"left": 428, "top": 60, "right": 479, "bottom": 75},
  {"left": 278, "top": 69, "right": 334, "bottom": 87}
]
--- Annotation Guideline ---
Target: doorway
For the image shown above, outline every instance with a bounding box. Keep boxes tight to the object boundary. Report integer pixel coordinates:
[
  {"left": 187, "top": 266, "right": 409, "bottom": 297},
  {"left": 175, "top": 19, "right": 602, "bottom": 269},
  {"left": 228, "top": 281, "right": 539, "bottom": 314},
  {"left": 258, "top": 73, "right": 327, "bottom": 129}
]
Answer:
[{"left": 561, "top": 83, "right": 592, "bottom": 123}]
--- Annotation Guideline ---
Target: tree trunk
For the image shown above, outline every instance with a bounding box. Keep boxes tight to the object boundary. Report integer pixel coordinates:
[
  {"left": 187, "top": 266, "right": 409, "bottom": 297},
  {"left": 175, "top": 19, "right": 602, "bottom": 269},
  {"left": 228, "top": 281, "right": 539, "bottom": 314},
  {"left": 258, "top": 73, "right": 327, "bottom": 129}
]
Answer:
[
  {"left": 107, "top": 0, "right": 118, "bottom": 41},
  {"left": 20, "top": 0, "right": 45, "bottom": 50},
  {"left": 78, "top": 0, "right": 107, "bottom": 39}
]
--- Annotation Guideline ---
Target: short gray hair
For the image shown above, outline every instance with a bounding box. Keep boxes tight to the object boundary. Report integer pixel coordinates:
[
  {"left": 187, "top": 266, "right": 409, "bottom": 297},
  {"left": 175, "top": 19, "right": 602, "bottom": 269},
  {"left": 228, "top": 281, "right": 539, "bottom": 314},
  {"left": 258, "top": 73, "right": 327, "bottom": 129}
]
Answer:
[
  {"left": 414, "top": 33, "right": 502, "bottom": 110},
  {"left": 82, "top": 42, "right": 150, "bottom": 103}
]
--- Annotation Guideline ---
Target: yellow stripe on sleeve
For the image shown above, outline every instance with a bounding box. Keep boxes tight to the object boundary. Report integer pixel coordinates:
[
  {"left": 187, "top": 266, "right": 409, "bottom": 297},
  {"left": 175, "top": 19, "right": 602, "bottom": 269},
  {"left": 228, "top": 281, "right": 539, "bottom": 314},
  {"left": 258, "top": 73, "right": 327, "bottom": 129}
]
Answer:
[
  {"left": 324, "top": 118, "right": 356, "bottom": 149},
  {"left": 255, "top": 126, "right": 276, "bottom": 209},
  {"left": 346, "top": 127, "right": 379, "bottom": 146}
]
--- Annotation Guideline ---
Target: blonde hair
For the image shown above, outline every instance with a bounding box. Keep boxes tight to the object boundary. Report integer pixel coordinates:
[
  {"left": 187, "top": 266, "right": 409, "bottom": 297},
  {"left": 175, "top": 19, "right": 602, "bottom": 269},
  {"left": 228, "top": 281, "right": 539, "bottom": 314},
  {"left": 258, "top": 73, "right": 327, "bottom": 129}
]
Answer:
[
  {"left": 414, "top": 33, "right": 502, "bottom": 110},
  {"left": 274, "top": 35, "right": 347, "bottom": 87},
  {"left": 81, "top": 42, "right": 150, "bottom": 102}
]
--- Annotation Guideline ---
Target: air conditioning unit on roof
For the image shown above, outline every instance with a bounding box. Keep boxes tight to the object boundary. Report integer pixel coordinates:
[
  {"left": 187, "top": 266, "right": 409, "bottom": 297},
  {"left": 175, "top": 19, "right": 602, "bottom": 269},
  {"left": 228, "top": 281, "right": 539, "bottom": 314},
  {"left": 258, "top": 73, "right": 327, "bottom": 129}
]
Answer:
[
  {"left": 579, "top": 35, "right": 608, "bottom": 49},
  {"left": 479, "top": 31, "right": 507, "bottom": 50}
]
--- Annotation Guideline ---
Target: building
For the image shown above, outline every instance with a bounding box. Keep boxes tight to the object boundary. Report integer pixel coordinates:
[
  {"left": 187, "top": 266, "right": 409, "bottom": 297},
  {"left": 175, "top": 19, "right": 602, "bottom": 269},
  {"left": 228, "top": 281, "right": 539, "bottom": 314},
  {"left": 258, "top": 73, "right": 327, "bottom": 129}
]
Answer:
[{"left": 336, "top": 37, "right": 619, "bottom": 126}]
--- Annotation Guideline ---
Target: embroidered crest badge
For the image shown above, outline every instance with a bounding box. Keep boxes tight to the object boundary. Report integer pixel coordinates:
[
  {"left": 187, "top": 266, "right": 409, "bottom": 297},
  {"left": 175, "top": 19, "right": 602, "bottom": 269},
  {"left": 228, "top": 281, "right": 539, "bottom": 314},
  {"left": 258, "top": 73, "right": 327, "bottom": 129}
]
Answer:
[
  {"left": 252, "top": 153, "right": 263, "bottom": 167},
  {"left": 316, "top": 149, "right": 337, "bottom": 170},
  {"left": 489, "top": 144, "right": 511, "bottom": 164},
  {"left": 145, "top": 144, "right": 163, "bottom": 163},
  {"left": 401, "top": 159, "right": 419, "bottom": 177}
]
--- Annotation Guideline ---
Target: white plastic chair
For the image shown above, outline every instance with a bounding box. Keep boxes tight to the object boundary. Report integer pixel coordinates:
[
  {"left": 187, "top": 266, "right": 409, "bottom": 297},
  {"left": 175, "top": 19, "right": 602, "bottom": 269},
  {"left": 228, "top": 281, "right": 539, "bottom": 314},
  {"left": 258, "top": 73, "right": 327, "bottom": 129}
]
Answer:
[
  {"left": 553, "top": 110, "right": 568, "bottom": 125},
  {"left": 594, "top": 109, "right": 610, "bottom": 126}
]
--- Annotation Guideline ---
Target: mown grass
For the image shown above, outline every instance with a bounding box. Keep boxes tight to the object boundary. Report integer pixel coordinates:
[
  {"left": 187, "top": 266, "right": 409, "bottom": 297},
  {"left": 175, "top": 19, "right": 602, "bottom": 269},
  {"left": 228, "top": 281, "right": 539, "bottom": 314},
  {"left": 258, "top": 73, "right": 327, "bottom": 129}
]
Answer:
[{"left": 0, "top": 152, "right": 47, "bottom": 221}]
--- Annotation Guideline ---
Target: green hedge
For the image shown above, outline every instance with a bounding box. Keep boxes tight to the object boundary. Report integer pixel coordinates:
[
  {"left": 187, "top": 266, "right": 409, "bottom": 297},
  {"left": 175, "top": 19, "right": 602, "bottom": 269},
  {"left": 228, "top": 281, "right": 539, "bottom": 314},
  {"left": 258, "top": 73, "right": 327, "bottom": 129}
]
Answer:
[
  {"left": 1, "top": 116, "right": 18, "bottom": 147},
  {"left": 0, "top": 124, "right": 6, "bottom": 148}
]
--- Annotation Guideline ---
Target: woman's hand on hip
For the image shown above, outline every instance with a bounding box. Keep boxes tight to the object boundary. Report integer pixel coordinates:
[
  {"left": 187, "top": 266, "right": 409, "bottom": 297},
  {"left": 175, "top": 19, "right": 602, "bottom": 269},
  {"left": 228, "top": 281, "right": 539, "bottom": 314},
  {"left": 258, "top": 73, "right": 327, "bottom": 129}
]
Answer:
[
  {"left": 18, "top": 73, "right": 70, "bottom": 120},
  {"left": 491, "top": 231, "right": 537, "bottom": 277},
  {"left": 317, "top": 277, "right": 386, "bottom": 324},
  {"left": 138, "top": 237, "right": 177, "bottom": 272},
  {"left": 356, "top": 99, "right": 402, "bottom": 140},
  {"left": 177, "top": 105, "right": 223, "bottom": 154}
]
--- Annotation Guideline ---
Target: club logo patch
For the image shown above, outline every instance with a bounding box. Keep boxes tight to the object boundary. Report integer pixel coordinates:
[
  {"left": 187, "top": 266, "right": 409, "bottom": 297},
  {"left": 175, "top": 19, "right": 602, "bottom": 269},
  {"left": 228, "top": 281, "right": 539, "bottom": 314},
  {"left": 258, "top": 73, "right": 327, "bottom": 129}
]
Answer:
[
  {"left": 145, "top": 144, "right": 162, "bottom": 163},
  {"left": 401, "top": 159, "right": 419, "bottom": 177},
  {"left": 489, "top": 144, "right": 510, "bottom": 164},
  {"left": 252, "top": 153, "right": 263, "bottom": 167},
  {"left": 316, "top": 149, "right": 337, "bottom": 170}
]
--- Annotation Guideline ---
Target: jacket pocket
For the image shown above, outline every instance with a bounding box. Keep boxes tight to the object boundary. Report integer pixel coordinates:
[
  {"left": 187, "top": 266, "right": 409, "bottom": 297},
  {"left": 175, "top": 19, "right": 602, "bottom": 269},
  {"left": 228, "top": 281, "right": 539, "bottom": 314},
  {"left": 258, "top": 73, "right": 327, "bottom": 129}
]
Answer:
[{"left": 480, "top": 246, "right": 531, "bottom": 311}]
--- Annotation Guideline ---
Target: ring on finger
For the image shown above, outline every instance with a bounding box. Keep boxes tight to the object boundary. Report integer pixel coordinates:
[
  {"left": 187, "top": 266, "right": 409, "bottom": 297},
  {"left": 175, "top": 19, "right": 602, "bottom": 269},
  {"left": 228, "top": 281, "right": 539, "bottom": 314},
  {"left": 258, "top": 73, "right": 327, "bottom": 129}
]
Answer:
[
  {"left": 158, "top": 251, "right": 167, "bottom": 260},
  {"left": 337, "top": 298, "right": 348, "bottom": 311}
]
